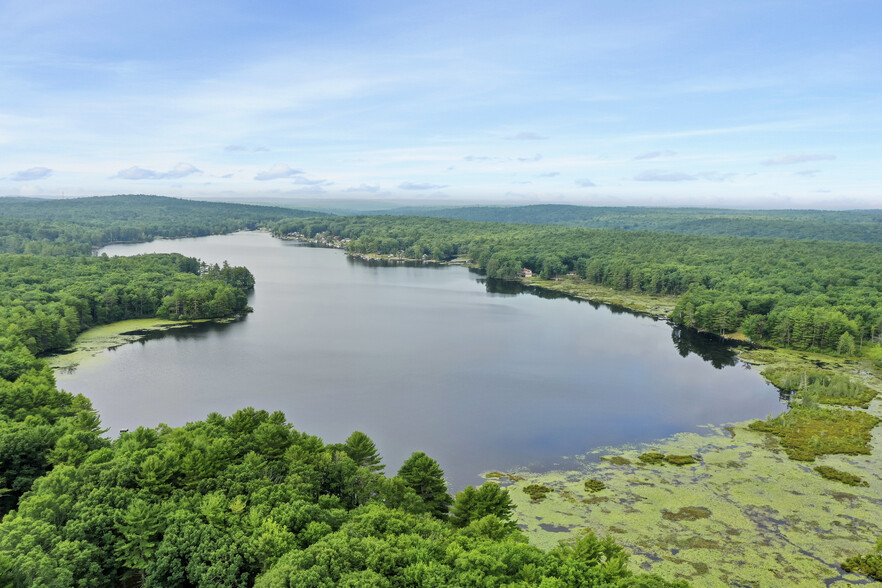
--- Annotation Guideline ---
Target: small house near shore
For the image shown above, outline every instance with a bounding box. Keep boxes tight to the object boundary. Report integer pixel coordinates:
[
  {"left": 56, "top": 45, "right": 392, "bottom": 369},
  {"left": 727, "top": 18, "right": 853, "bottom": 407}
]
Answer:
[{"left": 520, "top": 268, "right": 533, "bottom": 277}]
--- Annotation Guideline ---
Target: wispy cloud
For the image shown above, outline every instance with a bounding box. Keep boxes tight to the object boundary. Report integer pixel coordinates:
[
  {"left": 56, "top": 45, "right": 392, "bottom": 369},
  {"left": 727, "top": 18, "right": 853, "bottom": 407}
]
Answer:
[
  {"left": 796, "top": 169, "right": 821, "bottom": 176},
  {"left": 634, "top": 170, "right": 695, "bottom": 182},
  {"left": 114, "top": 163, "right": 201, "bottom": 180},
  {"left": 254, "top": 164, "right": 303, "bottom": 181},
  {"left": 292, "top": 176, "right": 332, "bottom": 186},
  {"left": 345, "top": 184, "right": 381, "bottom": 193},
  {"left": 11, "top": 166, "right": 52, "bottom": 181},
  {"left": 539, "top": 172, "right": 560, "bottom": 177},
  {"left": 575, "top": 178, "right": 596, "bottom": 187},
  {"left": 505, "top": 132, "right": 547, "bottom": 141},
  {"left": 398, "top": 181, "right": 447, "bottom": 190},
  {"left": 633, "top": 150, "right": 676, "bottom": 160},
  {"left": 517, "top": 153, "right": 542, "bottom": 162},
  {"left": 225, "top": 145, "right": 269, "bottom": 153},
  {"left": 696, "top": 171, "right": 736, "bottom": 182},
  {"left": 463, "top": 155, "right": 492, "bottom": 162},
  {"left": 761, "top": 154, "right": 836, "bottom": 165}
]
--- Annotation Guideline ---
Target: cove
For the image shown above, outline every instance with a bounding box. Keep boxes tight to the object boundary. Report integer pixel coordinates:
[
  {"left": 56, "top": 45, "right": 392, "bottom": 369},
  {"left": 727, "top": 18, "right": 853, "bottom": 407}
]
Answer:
[{"left": 55, "top": 231, "right": 783, "bottom": 490}]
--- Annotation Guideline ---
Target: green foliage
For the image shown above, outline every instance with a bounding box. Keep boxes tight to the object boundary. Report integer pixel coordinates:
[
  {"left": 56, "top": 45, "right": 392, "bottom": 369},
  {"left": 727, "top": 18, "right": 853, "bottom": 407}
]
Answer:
[
  {"left": 0, "top": 194, "right": 325, "bottom": 255},
  {"left": 584, "top": 479, "right": 606, "bottom": 493},
  {"left": 842, "top": 535, "right": 882, "bottom": 581},
  {"left": 523, "top": 484, "right": 554, "bottom": 502},
  {"left": 813, "top": 466, "right": 868, "bottom": 487},
  {"left": 341, "top": 431, "right": 383, "bottom": 473},
  {"left": 748, "top": 407, "right": 880, "bottom": 461},
  {"left": 396, "top": 451, "right": 452, "bottom": 518},
  {"left": 601, "top": 456, "right": 632, "bottom": 466},
  {"left": 450, "top": 483, "right": 516, "bottom": 529},
  {"left": 664, "top": 454, "right": 698, "bottom": 466},
  {"left": 661, "top": 507, "right": 712, "bottom": 522},
  {"left": 368, "top": 203, "right": 882, "bottom": 244},
  {"left": 761, "top": 368, "right": 878, "bottom": 408},
  {"left": 638, "top": 452, "right": 666, "bottom": 465}
]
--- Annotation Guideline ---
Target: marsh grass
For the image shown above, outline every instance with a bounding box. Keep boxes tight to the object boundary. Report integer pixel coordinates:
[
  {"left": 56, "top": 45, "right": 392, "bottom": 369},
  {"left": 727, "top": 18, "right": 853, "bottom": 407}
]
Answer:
[
  {"left": 748, "top": 407, "right": 880, "bottom": 461},
  {"left": 762, "top": 367, "right": 878, "bottom": 408},
  {"left": 523, "top": 484, "right": 554, "bottom": 502},
  {"left": 813, "top": 466, "right": 868, "bottom": 487},
  {"left": 661, "top": 507, "right": 712, "bottom": 522},
  {"left": 584, "top": 479, "right": 606, "bottom": 493}
]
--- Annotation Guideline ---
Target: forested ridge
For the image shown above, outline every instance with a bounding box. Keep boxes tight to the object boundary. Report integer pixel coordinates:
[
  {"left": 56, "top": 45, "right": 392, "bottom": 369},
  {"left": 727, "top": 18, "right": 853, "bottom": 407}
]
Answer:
[
  {"left": 368, "top": 204, "right": 882, "bottom": 244},
  {"left": 0, "top": 196, "right": 683, "bottom": 586},
  {"left": 0, "top": 194, "right": 327, "bottom": 256},
  {"left": 272, "top": 215, "right": 882, "bottom": 356}
]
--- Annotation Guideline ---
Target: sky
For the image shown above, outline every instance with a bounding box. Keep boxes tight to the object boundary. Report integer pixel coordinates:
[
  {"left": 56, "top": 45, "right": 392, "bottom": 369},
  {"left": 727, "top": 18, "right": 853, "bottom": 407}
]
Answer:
[{"left": 1, "top": 0, "right": 880, "bottom": 208}]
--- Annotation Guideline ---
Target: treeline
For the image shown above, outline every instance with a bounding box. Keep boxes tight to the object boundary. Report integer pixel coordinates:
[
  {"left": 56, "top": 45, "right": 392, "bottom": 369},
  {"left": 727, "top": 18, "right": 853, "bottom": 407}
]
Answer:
[
  {"left": 370, "top": 204, "right": 882, "bottom": 244},
  {"left": 271, "top": 216, "right": 882, "bottom": 353},
  {"left": 0, "top": 397, "right": 683, "bottom": 586},
  {"left": 0, "top": 253, "right": 254, "bottom": 356},
  {"left": 0, "top": 194, "right": 327, "bottom": 255}
]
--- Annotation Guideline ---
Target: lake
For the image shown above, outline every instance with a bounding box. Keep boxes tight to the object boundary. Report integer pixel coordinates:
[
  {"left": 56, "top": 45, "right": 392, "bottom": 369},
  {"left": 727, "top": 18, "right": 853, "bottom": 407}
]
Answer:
[{"left": 55, "top": 231, "right": 783, "bottom": 489}]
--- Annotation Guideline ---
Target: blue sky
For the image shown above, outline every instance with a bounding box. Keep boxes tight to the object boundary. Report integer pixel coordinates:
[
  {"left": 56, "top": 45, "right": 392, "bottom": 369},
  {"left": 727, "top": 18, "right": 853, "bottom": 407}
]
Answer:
[{"left": 1, "top": 0, "right": 879, "bottom": 208}]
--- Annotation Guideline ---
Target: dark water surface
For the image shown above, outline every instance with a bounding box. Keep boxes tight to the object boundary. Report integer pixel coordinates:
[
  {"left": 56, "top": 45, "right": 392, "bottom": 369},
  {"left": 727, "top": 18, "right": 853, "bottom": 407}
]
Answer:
[{"left": 56, "top": 231, "right": 782, "bottom": 489}]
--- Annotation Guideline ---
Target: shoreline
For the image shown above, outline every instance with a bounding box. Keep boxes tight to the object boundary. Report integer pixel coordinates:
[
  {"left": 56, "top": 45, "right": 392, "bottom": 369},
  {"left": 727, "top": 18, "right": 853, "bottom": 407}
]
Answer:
[{"left": 46, "top": 317, "right": 231, "bottom": 373}]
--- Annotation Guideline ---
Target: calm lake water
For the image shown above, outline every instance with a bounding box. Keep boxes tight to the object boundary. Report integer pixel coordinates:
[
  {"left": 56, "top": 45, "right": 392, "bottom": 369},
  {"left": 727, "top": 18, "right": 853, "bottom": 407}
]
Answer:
[{"left": 56, "top": 231, "right": 783, "bottom": 489}]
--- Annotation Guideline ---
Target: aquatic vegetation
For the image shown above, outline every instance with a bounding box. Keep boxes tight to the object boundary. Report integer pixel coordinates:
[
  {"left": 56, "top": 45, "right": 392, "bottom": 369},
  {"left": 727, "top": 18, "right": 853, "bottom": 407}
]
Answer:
[
  {"left": 842, "top": 538, "right": 882, "bottom": 581},
  {"left": 602, "top": 456, "right": 632, "bottom": 466},
  {"left": 664, "top": 454, "right": 698, "bottom": 466},
  {"left": 523, "top": 484, "right": 554, "bottom": 502},
  {"left": 662, "top": 507, "right": 711, "bottom": 522},
  {"left": 814, "top": 465, "right": 868, "bottom": 487},
  {"left": 762, "top": 367, "right": 878, "bottom": 408},
  {"left": 505, "top": 420, "right": 882, "bottom": 586},
  {"left": 638, "top": 451, "right": 666, "bottom": 465},
  {"left": 584, "top": 479, "right": 606, "bottom": 493},
  {"left": 748, "top": 406, "right": 880, "bottom": 461}
]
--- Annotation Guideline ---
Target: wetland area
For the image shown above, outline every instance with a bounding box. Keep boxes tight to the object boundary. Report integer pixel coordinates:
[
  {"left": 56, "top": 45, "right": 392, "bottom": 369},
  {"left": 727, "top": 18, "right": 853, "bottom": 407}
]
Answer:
[{"left": 53, "top": 231, "right": 882, "bottom": 586}]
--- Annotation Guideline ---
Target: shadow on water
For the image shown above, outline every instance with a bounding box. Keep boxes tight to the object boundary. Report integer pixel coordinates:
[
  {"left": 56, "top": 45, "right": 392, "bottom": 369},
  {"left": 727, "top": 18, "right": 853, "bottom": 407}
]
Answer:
[
  {"left": 478, "top": 275, "right": 743, "bottom": 369},
  {"left": 123, "top": 317, "right": 248, "bottom": 346},
  {"left": 670, "top": 326, "right": 739, "bottom": 369}
]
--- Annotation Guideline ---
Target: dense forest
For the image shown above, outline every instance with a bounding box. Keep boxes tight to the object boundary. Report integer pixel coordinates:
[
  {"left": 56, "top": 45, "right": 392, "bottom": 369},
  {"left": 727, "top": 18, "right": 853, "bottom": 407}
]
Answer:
[
  {"left": 0, "top": 195, "right": 326, "bottom": 256},
  {"left": 271, "top": 215, "right": 882, "bottom": 356},
  {"left": 0, "top": 195, "right": 684, "bottom": 586},
  {"left": 369, "top": 204, "right": 882, "bottom": 244}
]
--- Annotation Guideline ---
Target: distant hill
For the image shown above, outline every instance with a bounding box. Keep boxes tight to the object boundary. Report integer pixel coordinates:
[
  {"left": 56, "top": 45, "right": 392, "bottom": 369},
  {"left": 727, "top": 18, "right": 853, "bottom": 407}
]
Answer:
[
  {"left": 0, "top": 194, "right": 328, "bottom": 222},
  {"left": 0, "top": 194, "right": 330, "bottom": 255},
  {"left": 368, "top": 204, "right": 882, "bottom": 244}
]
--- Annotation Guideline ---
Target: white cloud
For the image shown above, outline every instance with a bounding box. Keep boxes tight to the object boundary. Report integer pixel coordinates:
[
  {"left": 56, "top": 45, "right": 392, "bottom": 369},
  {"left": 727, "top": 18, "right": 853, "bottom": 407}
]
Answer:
[
  {"left": 346, "top": 184, "right": 381, "bottom": 193},
  {"left": 518, "top": 154, "right": 542, "bottom": 162},
  {"left": 505, "top": 132, "right": 547, "bottom": 141},
  {"left": 463, "top": 155, "right": 492, "bottom": 162},
  {"left": 539, "top": 172, "right": 560, "bottom": 177},
  {"left": 761, "top": 154, "right": 836, "bottom": 165},
  {"left": 254, "top": 164, "right": 303, "bottom": 181},
  {"left": 398, "top": 181, "right": 447, "bottom": 190},
  {"left": 796, "top": 169, "right": 820, "bottom": 176},
  {"left": 575, "top": 178, "right": 596, "bottom": 187},
  {"left": 634, "top": 170, "right": 696, "bottom": 182},
  {"left": 633, "top": 150, "right": 676, "bottom": 160},
  {"left": 696, "top": 171, "right": 736, "bottom": 182},
  {"left": 11, "top": 166, "right": 52, "bottom": 181},
  {"left": 114, "top": 162, "right": 201, "bottom": 180}
]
